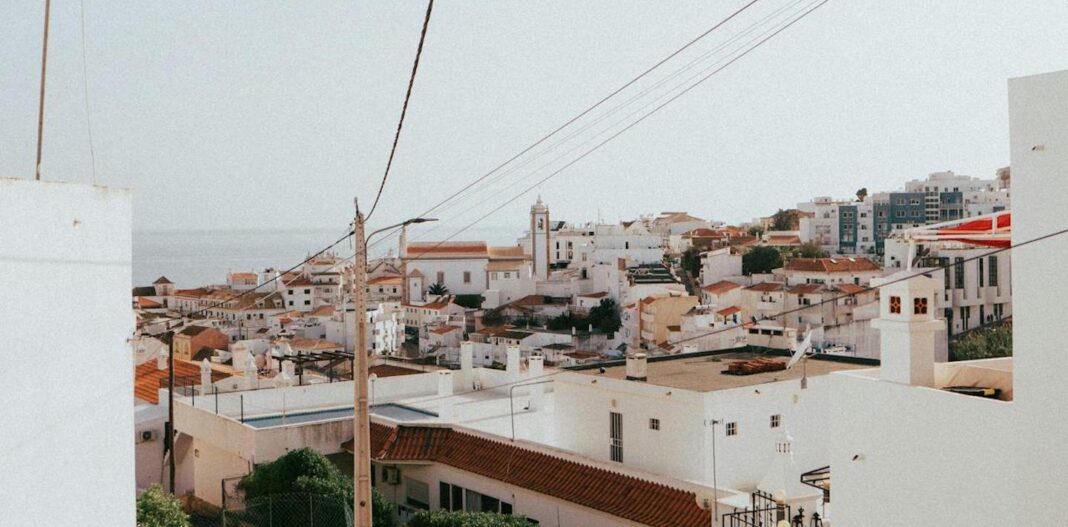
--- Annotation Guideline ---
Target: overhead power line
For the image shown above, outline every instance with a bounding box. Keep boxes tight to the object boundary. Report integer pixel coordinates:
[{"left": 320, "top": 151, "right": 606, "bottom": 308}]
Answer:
[
  {"left": 366, "top": 0, "right": 436, "bottom": 221},
  {"left": 395, "top": 0, "right": 831, "bottom": 264}
]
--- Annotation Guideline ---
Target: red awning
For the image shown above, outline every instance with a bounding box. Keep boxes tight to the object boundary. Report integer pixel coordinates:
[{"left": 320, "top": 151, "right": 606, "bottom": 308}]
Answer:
[{"left": 936, "top": 212, "right": 1011, "bottom": 248}]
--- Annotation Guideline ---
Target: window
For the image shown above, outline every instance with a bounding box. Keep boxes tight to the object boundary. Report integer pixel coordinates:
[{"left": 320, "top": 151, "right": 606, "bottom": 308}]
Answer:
[
  {"left": 954, "top": 257, "right": 965, "bottom": 289},
  {"left": 726, "top": 422, "right": 737, "bottom": 436},
  {"left": 913, "top": 297, "right": 928, "bottom": 315},
  {"left": 649, "top": 418, "right": 660, "bottom": 431},
  {"left": 304, "top": 300, "right": 311, "bottom": 306},
  {"left": 463, "top": 271, "right": 471, "bottom": 284},
  {"left": 889, "top": 296, "right": 901, "bottom": 314},
  {"left": 288, "top": 300, "right": 294, "bottom": 306},
  {"left": 287, "top": 289, "right": 294, "bottom": 294},
  {"left": 770, "top": 414, "right": 781, "bottom": 428},
  {"left": 405, "top": 478, "right": 430, "bottom": 510},
  {"left": 988, "top": 256, "right": 998, "bottom": 286},
  {"left": 610, "top": 412, "right": 623, "bottom": 462},
  {"left": 304, "top": 289, "right": 311, "bottom": 294},
  {"left": 978, "top": 258, "right": 984, "bottom": 288},
  {"left": 895, "top": 211, "right": 905, "bottom": 218}
]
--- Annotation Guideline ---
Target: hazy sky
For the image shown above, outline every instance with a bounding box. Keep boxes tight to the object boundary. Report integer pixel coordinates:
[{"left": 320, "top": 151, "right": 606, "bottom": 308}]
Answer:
[{"left": 3, "top": 1, "right": 1067, "bottom": 244}]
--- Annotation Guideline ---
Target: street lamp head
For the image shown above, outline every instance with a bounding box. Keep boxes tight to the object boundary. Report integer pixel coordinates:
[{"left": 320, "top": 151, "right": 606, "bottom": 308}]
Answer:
[{"left": 407, "top": 217, "right": 437, "bottom": 225}]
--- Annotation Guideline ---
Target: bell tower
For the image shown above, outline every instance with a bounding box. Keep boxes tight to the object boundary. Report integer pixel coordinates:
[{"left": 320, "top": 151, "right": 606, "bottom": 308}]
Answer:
[
  {"left": 870, "top": 271, "right": 944, "bottom": 386},
  {"left": 530, "top": 196, "right": 550, "bottom": 281}
]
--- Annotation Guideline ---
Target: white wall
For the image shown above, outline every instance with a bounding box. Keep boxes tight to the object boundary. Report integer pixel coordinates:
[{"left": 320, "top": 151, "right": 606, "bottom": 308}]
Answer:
[
  {"left": 0, "top": 179, "right": 135, "bottom": 526},
  {"left": 1009, "top": 69, "right": 1068, "bottom": 517}
]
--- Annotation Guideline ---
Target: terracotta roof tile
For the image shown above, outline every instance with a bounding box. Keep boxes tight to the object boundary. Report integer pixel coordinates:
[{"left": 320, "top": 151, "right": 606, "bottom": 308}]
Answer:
[
  {"left": 834, "top": 283, "right": 869, "bottom": 295},
  {"left": 406, "top": 241, "right": 489, "bottom": 259},
  {"left": 787, "top": 283, "right": 827, "bottom": 295},
  {"left": 717, "top": 306, "right": 742, "bottom": 316},
  {"left": 784, "top": 257, "right": 881, "bottom": 273},
  {"left": 701, "top": 280, "right": 742, "bottom": 295},
  {"left": 134, "top": 360, "right": 227, "bottom": 404},
  {"left": 746, "top": 282, "right": 784, "bottom": 292},
  {"left": 346, "top": 424, "right": 712, "bottom": 527}
]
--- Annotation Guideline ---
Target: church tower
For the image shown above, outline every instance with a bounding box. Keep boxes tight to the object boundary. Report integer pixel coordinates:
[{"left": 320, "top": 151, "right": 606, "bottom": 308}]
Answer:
[
  {"left": 870, "top": 271, "right": 944, "bottom": 386},
  {"left": 530, "top": 197, "right": 550, "bottom": 281}
]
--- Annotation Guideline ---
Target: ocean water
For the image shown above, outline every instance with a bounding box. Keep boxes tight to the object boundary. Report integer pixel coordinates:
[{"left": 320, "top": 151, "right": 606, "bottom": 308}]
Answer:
[{"left": 133, "top": 225, "right": 521, "bottom": 288}]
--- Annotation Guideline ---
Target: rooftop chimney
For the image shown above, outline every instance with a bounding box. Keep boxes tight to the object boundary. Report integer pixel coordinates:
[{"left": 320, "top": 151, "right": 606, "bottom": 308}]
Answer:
[
  {"left": 626, "top": 353, "right": 648, "bottom": 382},
  {"left": 437, "top": 370, "right": 453, "bottom": 421},
  {"left": 156, "top": 348, "right": 167, "bottom": 370},
  {"left": 528, "top": 355, "right": 545, "bottom": 411},
  {"left": 870, "top": 271, "right": 943, "bottom": 387},
  {"left": 506, "top": 345, "right": 521, "bottom": 378},
  {"left": 460, "top": 341, "right": 474, "bottom": 388}
]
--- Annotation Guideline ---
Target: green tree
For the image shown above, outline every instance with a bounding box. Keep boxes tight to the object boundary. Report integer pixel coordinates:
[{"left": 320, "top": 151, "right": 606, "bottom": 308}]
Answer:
[
  {"left": 796, "top": 242, "right": 828, "bottom": 259},
  {"left": 950, "top": 326, "right": 1013, "bottom": 362},
  {"left": 742, "top": 246, "right": 784, "bottom": 275},
  {"left": 239, "top": 448, "right": 395, "bottom": 527},
  {"left": 428, "top": 282, "right": 449, "bottom": 296},
  {"left": 481, "top": 308, "right": 505, "bottom": 327},
  {"left": 680, "top": 247, "right": 702, "bottom": 277},
  {"left": 136, "top": 485, "right": 191, "bottom": 527},
  {"left": 587, "top": 298, "right": 621, "bottom": 335},
  {"left": 770, "top": 209, "right": 801, "bottom": 231},
  {"left": 856, "top": 187, "right": 868, "bottom": 202},
  {"left": 747, "top": 225, "right": 765, "bottom": 237},
  {"left": 546, "top": 312, "right": 576, "bottom": 331},
  {"left": 407, "top": 510, "right": 531, "bottom": 527}
]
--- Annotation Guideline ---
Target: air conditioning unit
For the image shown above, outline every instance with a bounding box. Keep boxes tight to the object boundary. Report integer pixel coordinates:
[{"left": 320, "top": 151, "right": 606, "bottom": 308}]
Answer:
[
  {"left": 383, "top": 466, "right": 401, "bottom": 485},
  {"left": 140, "top": 430, "right": 158, "bottom": 442}
]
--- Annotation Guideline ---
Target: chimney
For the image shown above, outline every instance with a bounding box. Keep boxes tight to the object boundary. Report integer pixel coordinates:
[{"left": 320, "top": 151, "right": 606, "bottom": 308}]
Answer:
[
  {"left": 528, "top": 355, "right": 545, "bottom": 411},
  {"left": 626, "top": 353, "right": 648, "bottom": 381},
  {"left": 506, "top": 345, "right": 521, "bottom": 377},
  {"left": 460, "top": 341, "right": 474, "bottom": 387},
  {"left": 437, "top": 370, "right": 453, "bottom": 421},
  {"left": 199, "top": 359, "right": 212, "bottom": 396},
  {"left": 870, "top": 271, "right": 943, "bottom": 387}
]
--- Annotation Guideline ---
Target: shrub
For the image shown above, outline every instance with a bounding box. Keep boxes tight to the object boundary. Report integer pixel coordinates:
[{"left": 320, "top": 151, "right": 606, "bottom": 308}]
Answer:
[
  {"left": 136, "top": 485, "right": 191, "bottom": 527},
  {"left": 407, "top": 510, "right": 531, "bottom": 527}
]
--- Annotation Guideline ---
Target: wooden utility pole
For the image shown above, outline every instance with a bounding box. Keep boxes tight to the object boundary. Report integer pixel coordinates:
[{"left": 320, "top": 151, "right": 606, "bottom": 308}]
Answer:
[
  {"left": 35, "top": 0, "right": 52, "bottom": 181},
  {"left": 352, "top": 210, "right": 373, "bottom": 527}
]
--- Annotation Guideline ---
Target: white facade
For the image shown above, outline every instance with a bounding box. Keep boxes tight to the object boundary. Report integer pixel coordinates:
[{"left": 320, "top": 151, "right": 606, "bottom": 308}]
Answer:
[
  {"left": 0, "top": 179, "right": 135, "bottom": 525},
  {"left": 699, "top": 247, "right": 742, "bottom": 286},
  {"left": 828, "top": 69, "right": 1068, "bottom": 527}
]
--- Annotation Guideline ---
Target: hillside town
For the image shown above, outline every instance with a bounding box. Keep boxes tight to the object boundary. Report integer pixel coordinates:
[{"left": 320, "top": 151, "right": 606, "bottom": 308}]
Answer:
[{"left": 122, "top": 165, "right": 1017, "bottom": 525}]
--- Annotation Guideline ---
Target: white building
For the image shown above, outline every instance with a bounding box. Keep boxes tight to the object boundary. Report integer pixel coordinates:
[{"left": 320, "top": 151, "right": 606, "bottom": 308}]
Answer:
[
  {"left": 0, "top": 178, "right": 134, "bottom": 525},
  {"left": 699, "top": 246, "right": 743, "bottom": 286},
  {"left": 828, "top": 69, "right": 1067, "bottom": 527},
  {"left": 777, "top": 256, "right": 883, "bottom": 286}
]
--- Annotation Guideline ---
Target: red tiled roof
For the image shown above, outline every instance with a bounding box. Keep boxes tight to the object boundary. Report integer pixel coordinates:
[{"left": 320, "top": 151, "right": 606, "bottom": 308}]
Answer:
[
  {"left": 766, "top": 235, "right": 802, "bottom": 246},
  {"left": 368, "top": 364, "right": 423, "bottom": 378},
  {"left": 701, "top": 280, "right": 741, "bottom": 295},
  {"left": 784, "top": 257, "right": 881, "bottom": 273},
  {"left": 787, "top": 283, "right": 826, "bottom": 295},
  {"left": 578, "top": 291, "right": 609, "bottom": 298},
  {"left": 309, "top": 305, "right": 335, "bottom": 317},
  {"left": 346, "top": 424, "right": 712, "bottom": 527},
  {"left": 730, "top": 235, "right": 759, "bottom": 247},
  {"left": 717, "top": 306, "right": 742, "bottom": 316},
  {"left": 835, "top": 283, "right": 869, "bottom": 295},
  {"left": 487, "top": 246, "right": 527, "bottom": 259},
  {"left": 368, "top": 275, "right": 402, "bottom": 286},
  {"left": 746, "top": 282, "right": 784, "bottom": 292},
  {"left": 406, "top": 241, "right": 489, "bottom": 259},
  {"left": 429, "top": 325, "right": 460, "bottom": 335},
  {"left": 137, "top": 297, "right": 162, "bottom": 308},
  {"left": 134, "top": 360, "right": 227, "bottom": 404}
]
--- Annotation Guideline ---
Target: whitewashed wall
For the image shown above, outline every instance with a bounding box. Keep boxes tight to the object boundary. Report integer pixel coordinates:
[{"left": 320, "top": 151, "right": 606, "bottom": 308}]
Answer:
[{"left": 0, "top": 179, "right": 135, "bottom": 525}]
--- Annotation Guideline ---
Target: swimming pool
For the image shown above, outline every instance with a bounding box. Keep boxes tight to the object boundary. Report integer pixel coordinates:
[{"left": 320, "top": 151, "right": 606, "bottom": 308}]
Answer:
[{"left": 241, "top": 403, "right": 437, "bottom": 428}]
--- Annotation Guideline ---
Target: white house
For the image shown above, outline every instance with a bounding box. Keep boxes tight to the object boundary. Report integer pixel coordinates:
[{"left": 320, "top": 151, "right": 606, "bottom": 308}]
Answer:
[
  {"left": 778, "top": 256, "right": 883, "bottom": 286},
  {"left": 699, "top": 246, "right": 742, "bottom": 286}
]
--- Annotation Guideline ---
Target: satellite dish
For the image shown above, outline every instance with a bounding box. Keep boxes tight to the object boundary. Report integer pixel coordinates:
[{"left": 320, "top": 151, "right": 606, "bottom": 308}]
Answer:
[{"left": 787, "top": 330, "right": 813, "bottom": 369}]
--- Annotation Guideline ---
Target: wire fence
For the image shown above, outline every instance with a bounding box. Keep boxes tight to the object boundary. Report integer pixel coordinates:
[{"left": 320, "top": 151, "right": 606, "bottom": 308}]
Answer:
[{"left": 221, "top": 493, "right": 352, "bottom": 527}]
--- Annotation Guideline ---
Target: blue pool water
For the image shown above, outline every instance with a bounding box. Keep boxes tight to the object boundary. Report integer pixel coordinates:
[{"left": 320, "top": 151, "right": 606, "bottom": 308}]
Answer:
[{"left": 242, "top": 404, "right": 437, "bottom": 428}]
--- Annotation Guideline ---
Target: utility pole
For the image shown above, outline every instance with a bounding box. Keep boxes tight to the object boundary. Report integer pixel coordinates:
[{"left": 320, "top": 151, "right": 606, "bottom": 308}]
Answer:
[
  {"left": 35, "top": 0, "right": 51, "bottom": 181},
  {"left": 167, "top": 330, "right": 176, "bottom": 494},
  {"left": 352, "top": 208, "right": 373, "bottom": 527}
]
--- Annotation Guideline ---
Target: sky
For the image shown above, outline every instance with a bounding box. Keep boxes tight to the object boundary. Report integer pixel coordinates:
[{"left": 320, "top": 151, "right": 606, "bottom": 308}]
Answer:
[{"left": 3, "top": 1, "right": 1068, "bottom": 245}]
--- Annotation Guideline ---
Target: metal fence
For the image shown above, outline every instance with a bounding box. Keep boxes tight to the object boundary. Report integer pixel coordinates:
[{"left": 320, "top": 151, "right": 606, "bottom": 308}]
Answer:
[{"left": 221, "top": 493, "right": 352, "bottom": 527}]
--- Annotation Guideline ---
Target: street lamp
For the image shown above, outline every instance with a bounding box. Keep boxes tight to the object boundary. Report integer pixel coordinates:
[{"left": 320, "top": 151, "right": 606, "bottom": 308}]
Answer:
[{"left": 353, "top": 210, "right": 436, "bottom": 527}]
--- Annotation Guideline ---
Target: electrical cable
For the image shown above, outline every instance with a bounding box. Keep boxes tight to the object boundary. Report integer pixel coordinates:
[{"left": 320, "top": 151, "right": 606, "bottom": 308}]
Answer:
[{"left": 366, "top": 0, "right": 435, "bottom": 221}]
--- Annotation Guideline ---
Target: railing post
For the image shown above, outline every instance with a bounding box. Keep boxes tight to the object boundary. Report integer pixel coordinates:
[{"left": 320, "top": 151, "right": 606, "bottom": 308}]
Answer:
[
  {"left": 214, "top": 385, "right": 219, "bottom": 414},
  {"left": 240, "top": 395, "right": 244, "bottom": 423}
]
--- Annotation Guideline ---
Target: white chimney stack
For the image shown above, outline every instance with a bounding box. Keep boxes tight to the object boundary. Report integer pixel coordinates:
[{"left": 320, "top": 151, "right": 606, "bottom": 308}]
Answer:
[
  {"left": 460, "top": 341, "right": 474, "bottom": 388},
  {"left": 528, "top": 355, "right": 545, "bottom": 411},
  {"left": 156, "top": 347, "right": 167, "bottom": 371},
  {"left": 199, "top": 359, "right": 212, "bottom": 396},
  {"left": 437, "top": 370, "right": 454, "bottom": 421},
  {"left": 506, "top": 345, "right": 521, "bottom": 377},
  {"left": 870, "top": 271, "right": 943, "bottom": 387},
  {"left": 626, "top": 353, "right": 648, "bottom": 382}
]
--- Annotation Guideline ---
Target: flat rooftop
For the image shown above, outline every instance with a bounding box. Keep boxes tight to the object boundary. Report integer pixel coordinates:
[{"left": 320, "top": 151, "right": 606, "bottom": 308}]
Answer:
[{"left": 582, "top": 351, "right": 869, "bottom": 392}]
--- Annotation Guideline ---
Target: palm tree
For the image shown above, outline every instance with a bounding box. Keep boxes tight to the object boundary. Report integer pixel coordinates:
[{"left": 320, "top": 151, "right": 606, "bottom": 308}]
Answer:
[{"left": 427, "top": 282, "right": 449, "bottom": 296}]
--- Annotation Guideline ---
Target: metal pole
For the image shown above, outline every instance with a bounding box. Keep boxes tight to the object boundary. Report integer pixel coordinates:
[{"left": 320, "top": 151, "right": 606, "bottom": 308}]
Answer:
[
  {"left": 240, "top": 394, "right": 244, "bottom": 423},
  {"left": 168, "top": 332, "right": 176, "bottom": 494},
  {"left": 35, "top": 0, "right": 51, "bottom": 181},
  {"left": 353, "top": 209, "right": 373, "bottom": 527},
  {"left": 711, "top": 419, "right": 719, "bottom": 526}
]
